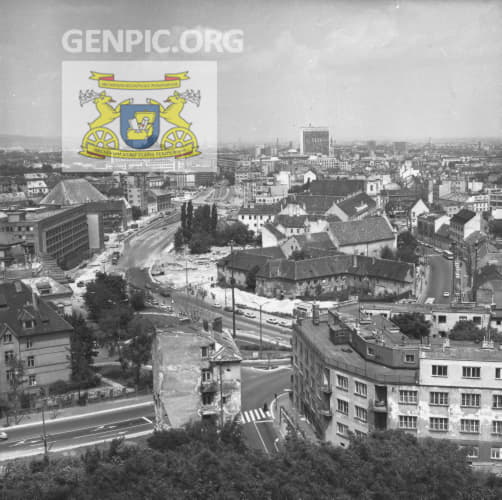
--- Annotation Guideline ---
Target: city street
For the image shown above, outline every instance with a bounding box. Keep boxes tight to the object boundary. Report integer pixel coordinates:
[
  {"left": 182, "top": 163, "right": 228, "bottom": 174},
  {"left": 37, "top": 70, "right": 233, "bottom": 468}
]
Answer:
[{"left": 423, "top": 254, "right": 454, "bottom": 304}]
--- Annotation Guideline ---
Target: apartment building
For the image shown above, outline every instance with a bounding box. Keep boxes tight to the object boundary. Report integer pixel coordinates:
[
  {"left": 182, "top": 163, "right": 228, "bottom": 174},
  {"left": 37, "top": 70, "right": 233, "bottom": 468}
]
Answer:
[
  {"left": 0, "top": 280, "right": 72, "bottom": 398},
  {"left": 292, "top": 308, "right": 502, "bottom": 471},
  {"left": 153, "top": 323, "right": 242, "bottom": 430}
]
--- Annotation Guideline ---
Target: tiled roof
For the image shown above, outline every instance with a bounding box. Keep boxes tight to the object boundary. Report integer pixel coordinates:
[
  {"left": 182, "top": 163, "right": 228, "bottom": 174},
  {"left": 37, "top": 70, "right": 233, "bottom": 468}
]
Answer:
[
  {"left": 275, "top": 214, "right": 309, "bottom": 228},
  {"left": 217, "top": 247, "right": 285, "bottom": 272},
  {"left": 451, "top": 208, "right": 476, "bottom": 225},
  {"left": 40, "top": 179, "right": 108, "bottom": 205},
  {"left": 329, "top": 216, "right": 395, "bottom": 245},
  {"left": 289, "top": 232, "right": 337, "bottom": 253},
  {"left": 0, "top": 281, "right": 72, "bottom": 338},
  {"left": 310, "top": 179, "right": 364, "bottom": 196},
  {"left": 257, "top": 255, "right": 413, "bottom": 283},
  {"left": 262, "top": 223, "right": 285, "bottom": 240},
  {"left": 287, "top": 194, "right": 339, "bottom": 214},
  {"left": 336, "top": 192, "right": 376, "bottom": 218},
  {"left": 238, "top": 203, "right": 281, "bottom": 216}
]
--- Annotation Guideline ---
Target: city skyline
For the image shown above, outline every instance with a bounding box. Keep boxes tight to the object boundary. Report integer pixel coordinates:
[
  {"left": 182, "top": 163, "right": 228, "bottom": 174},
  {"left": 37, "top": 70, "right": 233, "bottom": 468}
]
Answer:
[{"left": 1, "top": 0, "right": 502, "bottom": 144}]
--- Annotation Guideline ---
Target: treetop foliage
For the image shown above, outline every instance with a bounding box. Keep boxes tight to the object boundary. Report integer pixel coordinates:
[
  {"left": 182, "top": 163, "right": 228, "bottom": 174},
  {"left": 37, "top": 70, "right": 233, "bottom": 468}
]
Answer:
[{"left": 1, "top": 425, "right": 501, "bottom": 499}]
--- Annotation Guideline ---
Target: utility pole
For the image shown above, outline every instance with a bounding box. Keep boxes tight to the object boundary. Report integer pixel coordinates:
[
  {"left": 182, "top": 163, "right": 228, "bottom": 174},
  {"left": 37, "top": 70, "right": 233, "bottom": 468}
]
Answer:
[
  {"left": 259, "top": 305, "right": 263, "bottom": 359},
  {"left": 473, "top": 241, "right": 479, "bottom": 303},
  {"left": 219, "top": 363, "right": 224, "bottom": 428},
  {"left": 229, "top": 240, "right": 236, "bottom": 338},
  {"left": 41, "top": 401, "right": 49, "bottom": 463}
]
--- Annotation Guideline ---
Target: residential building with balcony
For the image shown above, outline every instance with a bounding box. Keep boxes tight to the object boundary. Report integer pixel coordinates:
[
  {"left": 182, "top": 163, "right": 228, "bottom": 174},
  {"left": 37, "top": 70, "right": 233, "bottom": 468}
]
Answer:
[
  {"left": 153, "top": 323, "right": 242, "bottom": 430},
  {"left": 0, "top": 280, "right": 72, "bottom": 398},
  {"left": 292, "top": 306, "right": 502, "bottom": 471}
]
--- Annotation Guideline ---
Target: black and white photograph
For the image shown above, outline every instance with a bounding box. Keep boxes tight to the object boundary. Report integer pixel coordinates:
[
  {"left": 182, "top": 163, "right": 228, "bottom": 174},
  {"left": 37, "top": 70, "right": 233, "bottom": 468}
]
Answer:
[{"left": 1, "top": 0, "right": 502, "bottom": 497}]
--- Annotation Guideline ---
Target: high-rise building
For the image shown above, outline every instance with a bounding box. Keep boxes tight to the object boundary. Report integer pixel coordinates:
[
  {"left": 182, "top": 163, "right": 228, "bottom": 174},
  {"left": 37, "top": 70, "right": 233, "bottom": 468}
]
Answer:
[{"left": 299, "top": 126, "right": 329, "bottom": 156}]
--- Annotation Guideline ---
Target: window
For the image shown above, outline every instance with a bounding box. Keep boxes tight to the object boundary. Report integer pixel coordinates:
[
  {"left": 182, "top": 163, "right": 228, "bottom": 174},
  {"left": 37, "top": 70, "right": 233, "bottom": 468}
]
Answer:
[
  {"left": 6, "top": 370, "right": 14, "bottom": 383},
  {"left": 337, "top": 422, "right": 349, "bottom": 437},
  {"left": 491, "top": 448, "right": 502, "bottom": 460},
  {"left": 202, "top": 393, "right": 213, "bottom": 405},
  {"left": 28, "top": 375, "right": 36, "bottom": 386},
  {"left": 463, "top": 446, "right": 479, "bottom": 459},
  {"left": 462, "top": 366, "right": 481, "bottom": 379},
  {"left": 461, "top": 419, "right": 479, "bottom": 434},
  {"left": 4, "top": 351, "right": 14, "bottom": 363},
  {"left": 337, "top": 375, "right": 348, "bottom": 391},
  {"left": 496, "top": 368, "right": 502, "bottom": 380},
  {"left": 493, "top": 421, "right": 502, "bottom": 435},
  {"left": 404, "top": 353, "right": 415, "bottom": 363},
  {"left": 337, "top": 399, "right": 349, "bottom": 415},
  {"left": 432, "top": 365, "right": 448, "bottom": 377},
  {"left": 367, "top": 346, "right": 375, "bottom": 356},
  {"left": 430, "top": 417, "right": 449, "bottom": 432},
  {"left": 355, "top": 406, "right": 368, "bottom": 423},
  {"left": 3, "top": 333, "right": 12, "bottom": 343},
  {"left": 438, "top": 315, "right": 447, "bottom": 324},
  {"left": 399, "top": 390, "right": 418, "bottom": 404},
  {"left": 355, "top": 381, "right": 367, "bottom": 398},
  {"left": 461, "top": 393, "right": 481, "bottom": 408},
  {"left": 201, "top": 346, "right": 209, "bottom": 359},
  {"left": 27, "top": 356, "right": 34, "bottom": 368},
  {"left": 494, "top": 395, "right": 502, "bottom": 409},
  {"left": 399, "top": 415, "right": 417, "bottom": 429},
  {"left": 430, "top": 392, "right": 449, "bottom": 406},
  {"left": 473, "top": 316, "right": 481, "bottom": 325},
  {"left": 354, "top": 430, "right": 367, "bottom": 439},
  {"left": 26, "top": 338, "right": 33, "bottom": 349},
  {"left": 23, "top": 320, "right": 34, "bottom": 329}
]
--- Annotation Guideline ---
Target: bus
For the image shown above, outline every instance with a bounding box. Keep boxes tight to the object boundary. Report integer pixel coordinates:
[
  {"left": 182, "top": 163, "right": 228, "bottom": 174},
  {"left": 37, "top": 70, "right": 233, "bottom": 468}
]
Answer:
[{"left": 442, "top": 250, "right": 454, "bottom": 260}]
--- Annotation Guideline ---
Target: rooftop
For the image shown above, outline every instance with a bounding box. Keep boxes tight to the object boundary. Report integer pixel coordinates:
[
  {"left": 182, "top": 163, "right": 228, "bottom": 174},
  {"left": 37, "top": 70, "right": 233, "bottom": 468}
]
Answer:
[
  {"left": 40, "top": 179, "right": 108, "bottom": 206},
  {"left": 329, "top": 216, "right": 395, "bottom": 245}
]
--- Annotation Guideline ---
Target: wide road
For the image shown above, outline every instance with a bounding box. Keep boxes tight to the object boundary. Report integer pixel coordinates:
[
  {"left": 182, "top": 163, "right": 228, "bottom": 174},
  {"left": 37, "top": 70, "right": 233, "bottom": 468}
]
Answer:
[
  {"left": 423, "top": 254, "right": 453, "bottom": 304},
  {"left": 0, "top": 402, "right": 154, "bottom": 461},
  {"left": 240, "top": 367, "right": 291, "bottom": 455}
]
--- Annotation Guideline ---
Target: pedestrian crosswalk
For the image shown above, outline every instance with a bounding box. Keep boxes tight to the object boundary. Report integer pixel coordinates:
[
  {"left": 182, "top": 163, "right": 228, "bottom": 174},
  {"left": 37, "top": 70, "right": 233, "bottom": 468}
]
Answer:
[{"left": 238, "top": 408, "right": 272, "bottom": 424}]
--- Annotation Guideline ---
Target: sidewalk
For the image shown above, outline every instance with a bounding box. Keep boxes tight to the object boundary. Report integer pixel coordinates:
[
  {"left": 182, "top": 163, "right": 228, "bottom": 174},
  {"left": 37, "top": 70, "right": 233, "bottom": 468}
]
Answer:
[
  {"left": 270, "top": 392, "right": 319, "bottom": 444},
  {"left": 1, "top": 394, "right": 153, "bottom": 431}
]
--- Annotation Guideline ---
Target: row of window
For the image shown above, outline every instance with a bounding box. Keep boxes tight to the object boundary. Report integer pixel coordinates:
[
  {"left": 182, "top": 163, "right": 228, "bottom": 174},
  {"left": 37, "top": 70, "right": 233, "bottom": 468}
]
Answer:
[
  {"left": 432, "top": 365, "right": 502, "bottom": 379},
  {"left": 4, "top": 352, "right": 35, "bottom": 366},
  {"left": 336, "top": 422, "right": 366, "bottom": 439},
  {"left": 336, "top": 375, "right": 368, "bottom": 398},
  {"left": 336, "top": 399, "right": 368, "bottom": 423},
  {"left": 399, "top": 390, "right": 502, "bottom": 409},
  {"left": 399, "top": 415, "right": 502, "bottom": 434},
  {"left": 6, "top": 371, "right": 36, "bottom": 385}
]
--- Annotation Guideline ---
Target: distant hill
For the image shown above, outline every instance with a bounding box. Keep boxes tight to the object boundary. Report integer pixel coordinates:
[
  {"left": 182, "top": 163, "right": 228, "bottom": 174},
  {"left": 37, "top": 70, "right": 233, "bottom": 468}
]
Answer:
[{"left": 0, "top": 134, "right": 60, "bottom": 150}]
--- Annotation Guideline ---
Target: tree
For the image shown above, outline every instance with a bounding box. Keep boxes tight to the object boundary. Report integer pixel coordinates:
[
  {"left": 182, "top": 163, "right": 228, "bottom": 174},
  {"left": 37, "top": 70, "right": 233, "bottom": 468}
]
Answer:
[
  {"left": 83, "top": 272, "right": 128, "bottom": 321},
  {"left": 211, "top": 203, "right": 218, "bottom": 234},
  {"left": 129, "top": 291, "right": 146, "bottom": 311},
  {"left": 122, "top": 318, "right": 155, "bottom": 386},
  {"left": 131, "top": 206, "right": 142, "bottom": 220},
  {"left": 97, "top": 304, "right": 134, "bottom": 357},
  {"left": 449, "top": 320, "right": 485, "bottom": 342},
  {"left": 392, "top": 312, "right": 431, "bottom": 340},
  {"left": 65, "top": 313, "right": 98, "bottom": 398},
  {"left": 189, "top": 232, "right": 212, "bottom": 254},
  {"left": 180, "top": 202, "right": 187, "bottom": 230},
  {"left": 174, "top": 227, "right": 184, "bottom": 252},
  {"left": 380, "top": 245, "right": 395, "bottom": 260},
  {"left": 186, "top": 200, "right": 193, "bottom": 232},
  {"left": 5, "top": 355, "right": 26, "bottom": 425}
]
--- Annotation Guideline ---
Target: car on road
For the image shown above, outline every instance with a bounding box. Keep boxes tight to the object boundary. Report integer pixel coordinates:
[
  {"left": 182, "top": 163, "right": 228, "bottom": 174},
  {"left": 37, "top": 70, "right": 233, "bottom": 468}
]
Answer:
[
  {"left": 266, "top": 317, "right": 278, "bottom": 325},
  {"left": 224, "top": 306, "right": 233, "bottom": 312},
  {"left": 244, "top": 311, "right": 256, "bottom": 319},
  {"left": 0, "top": 431, "right": 8, "bottom": 441},
  {"left": 443, "top": 291, "right": 450, "bottom": 297},
  {"left": 213, "top": 303, "right": 222, "bottom": 309},
  {"left": 235, "top": 309, "right": 244, "bottom": 315},
  {"left": 279, "top": 320, "right": 291, "bottom": 328},
  {"left": 77, "top": 281, "right": 85, "bottom": 287}
]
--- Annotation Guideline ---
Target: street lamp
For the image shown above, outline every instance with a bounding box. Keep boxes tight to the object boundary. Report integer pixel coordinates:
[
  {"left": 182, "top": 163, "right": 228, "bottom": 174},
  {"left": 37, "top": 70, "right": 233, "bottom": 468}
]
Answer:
[
  {"left": 251, "top": 300, "right": 274, "bottom": 359},
  {"left": 229, "top": 240, "right": 236, "bottom": 338}
]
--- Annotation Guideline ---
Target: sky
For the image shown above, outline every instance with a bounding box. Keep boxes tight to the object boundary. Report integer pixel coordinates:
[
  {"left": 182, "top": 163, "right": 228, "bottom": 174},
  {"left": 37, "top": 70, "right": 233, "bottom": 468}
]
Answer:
[{"left": 1, "top": 0, "right": 502, "bottom": 145}]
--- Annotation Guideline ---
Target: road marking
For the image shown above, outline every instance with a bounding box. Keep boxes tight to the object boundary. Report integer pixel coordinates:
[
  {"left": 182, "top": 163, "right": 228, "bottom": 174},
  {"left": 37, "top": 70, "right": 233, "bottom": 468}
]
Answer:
[
  {"left": 142, "top": 416, "right": 152, "bottom": 424},
  {"left": 253, "top": 420, "right": 269, "bottom": 455}
]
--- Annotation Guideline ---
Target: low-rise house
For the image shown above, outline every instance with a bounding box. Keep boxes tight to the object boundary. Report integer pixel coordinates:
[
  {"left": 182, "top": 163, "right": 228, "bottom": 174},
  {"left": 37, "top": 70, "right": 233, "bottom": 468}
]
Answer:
[
  {"left": 328, "top": 216, "right": 397, "bottom": 256},
  {"left": 21, "top": 277, "right": 74, "bottom": 316},
  {"left": 450, "top": 209, "right": 486, "bottom": 245},
  {"left": 0, "top": 280, "right": 73, "bottom": 398},
  {"left": 328, "top": 192, "right": 377, "bottom": 222},
  {"left": 255, "top": 254, "right": 414, "bottom": 299},
  {"left": 153, "top": 323, "right": 242, "bottom": 430},
  {"left": 279, "top": 232, "right": 338, "bottom": 259},
  {"left": 409, "top": 198, "right": 429, "bottom": 231},
  {"left": 237, "top": 203, "right": 281, "bottom": 234},
  {"left": 416, "top": 213, "right": 450, "bottom": 246}
]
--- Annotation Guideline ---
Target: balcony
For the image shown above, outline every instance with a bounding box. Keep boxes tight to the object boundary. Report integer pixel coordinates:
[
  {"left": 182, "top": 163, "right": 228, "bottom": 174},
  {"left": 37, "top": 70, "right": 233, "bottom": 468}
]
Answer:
[
  {"left": 200, "top": 381, "right": 218, "bottom": 393},
  {"left": 319, "top": 408, "right": 333, "bottom": 417},
  {"left": 372, "top": 400, "right": 388, "bottom": 413}
]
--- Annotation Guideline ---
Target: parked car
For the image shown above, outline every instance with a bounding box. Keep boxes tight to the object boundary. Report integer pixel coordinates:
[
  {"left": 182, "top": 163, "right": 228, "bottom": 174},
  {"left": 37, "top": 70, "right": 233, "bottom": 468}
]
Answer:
[
  {"left": 279, "top": 320, "right": 291, "bottom": 328},
  {"left": 244, "top": 311, "right": 256, "bottom": 319},
  {"left": 443, "top": 291, "right": 450, "bottom": 297},
  {"left": 235, "top": 309, "right": 244, "bottom": 316},
  {"left": 266, "top": 317, "right": 279, "bottom": 325},
  {"left": 77, "top": 281, "right": 85, "bottom": 288},
  {"left": 213, "top": 303, "right": 222, "bottom": 309},
  {"left": 0, "top": 431, "right": 8, "bottom": 441}
]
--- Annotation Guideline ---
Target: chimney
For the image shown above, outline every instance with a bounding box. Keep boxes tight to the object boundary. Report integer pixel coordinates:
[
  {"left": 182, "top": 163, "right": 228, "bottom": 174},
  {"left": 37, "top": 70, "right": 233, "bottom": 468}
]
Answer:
[
  {"left": 353, "top": 254, "right": 357, "bottom": 267},
  {"left": 32, "top": 289, "right": 38, "bottom": 311}
]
